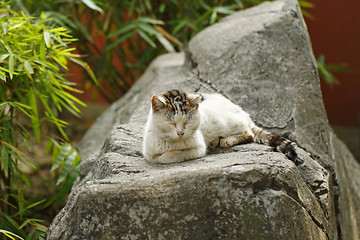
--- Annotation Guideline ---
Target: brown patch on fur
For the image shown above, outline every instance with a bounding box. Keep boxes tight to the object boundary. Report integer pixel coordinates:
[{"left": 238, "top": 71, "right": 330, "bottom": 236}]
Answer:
[
  {"left": 269, "top": 135, "right": 285, "bottom": 148},
  {"left": 241, "top": 135, "right": 254, "bottom": 144},
  {"left": 269, "top": 135, "right": 297, "bottom": 161},
  {"left": 162, "top": 89, "right": 192, "bottom": 113}
]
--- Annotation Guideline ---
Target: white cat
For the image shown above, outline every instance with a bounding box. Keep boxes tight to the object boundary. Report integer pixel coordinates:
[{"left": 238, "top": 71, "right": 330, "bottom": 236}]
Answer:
[{"left": 143, "top": 89, "right": 297, "bottom": 164}]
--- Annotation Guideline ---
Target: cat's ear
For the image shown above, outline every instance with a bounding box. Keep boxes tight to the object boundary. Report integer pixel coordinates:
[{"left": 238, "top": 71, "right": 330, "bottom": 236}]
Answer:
[
  {"left": 151, "top": 95, "right": 166, "bottom": 112},
  {"left": 189, "top": 94, "right": 202, "bottom": 109}
]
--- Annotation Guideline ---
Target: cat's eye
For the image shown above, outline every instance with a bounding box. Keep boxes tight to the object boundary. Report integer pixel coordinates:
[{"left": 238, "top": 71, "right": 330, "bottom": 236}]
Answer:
[{"left": 170, "top": 123, "right": 176, "bottom": 127}]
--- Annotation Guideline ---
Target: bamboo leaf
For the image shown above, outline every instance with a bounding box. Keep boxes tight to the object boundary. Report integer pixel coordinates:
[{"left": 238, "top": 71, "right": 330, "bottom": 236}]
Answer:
[
  {"left": 81, "top": 0, "right": 103, "bottom": 13},
  {"left": 138, "top": 22, "right": 160, "bottom": 36},
  {"left": 154, "top": 25, "right": 183, "bottom": 46},
  {"left": 1, "top": 144, "right": 9, "bottom": 173},
  {"left": 172, "top": 19, "right": 188, "bottom": 35},
  {"left": 1, "top": 140, "right": 25, "bottom": 156},
  {"left": 137, "top": 29, "right": 157, "bottom": 48},
  {"left": 210, "top": 10, "right": 217, "bottom": 24},
  {"left": 51, "top": 144, "right": 72, "bottom": 172},
  {"left": 24, "top": 61, "right": 34, "bottom": 75},
  {"left": 45, "top": 139, "right": 53, "bottom": 155},
  {"left": 3, "top": 22, "right": 8, "bottom": 35},
  {"left": 139, "top": 17, "right": 164, "bottom": 25},
  {"left": 156, "top": 34, "right": 175, "bottom": 52},
  {"left": 28, "top": 92, "right": 40, "bottom": 141},
  {"left": 43, "top": 31, "right": 51, "bottom": 48},
  {"left": 214, "top": 6, "right": 236, "bottom": 14},
  {"left": 0, "top": 53, "right": 9, "bottom": 62},
  {"left": 9, "top": 54, "right": 14, "bottom": 79},
  {"left": 49, "top": 164, "right": 80, "bottom": 206},
  {"left": 0, "top": 229, "right": 24, "bottom": 240},
  {"left": 69, "top": 57, "right": 97, "bottom": 85},
  {"left": 105, "top": 31, "right": 135, "bottom": 51},
  {"left": 15, "top": 199, "right": 47, "bottom": 219},
  {"left": 56, "top": 150, "right": 77, "bottom": 186},
  {"left": 0, "top": 72, "right": 6, "bottom": 82},
  {"left": 299, "top": 0, "right": 314, "bottom": 8},
  {"left": 107, "top": 22, "right": 135, "bottom": 38},
  {"left": 3, "top": 214, "right": 27, "bottom": 237}
]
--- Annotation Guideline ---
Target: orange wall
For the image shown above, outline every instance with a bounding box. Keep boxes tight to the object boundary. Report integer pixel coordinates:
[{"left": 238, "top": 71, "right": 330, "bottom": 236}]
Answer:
[{"left": 305, "top": 0, "right": 360, "bottom": 127}]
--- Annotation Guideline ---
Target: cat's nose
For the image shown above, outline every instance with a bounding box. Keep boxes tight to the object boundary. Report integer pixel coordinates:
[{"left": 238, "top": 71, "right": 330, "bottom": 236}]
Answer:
[{"left": 177, "top": 131, "right": 184, "bottom": 137}]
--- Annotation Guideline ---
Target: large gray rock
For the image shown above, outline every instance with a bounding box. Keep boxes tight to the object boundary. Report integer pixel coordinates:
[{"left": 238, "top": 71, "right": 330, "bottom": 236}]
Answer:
[{"left": 46, "top": 0, "right": 360, "bottom": 239}]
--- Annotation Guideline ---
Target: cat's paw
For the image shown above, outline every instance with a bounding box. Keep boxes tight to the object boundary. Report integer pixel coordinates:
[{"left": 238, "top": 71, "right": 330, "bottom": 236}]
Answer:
[
  {"left": 219, "top": 137, "right": 237, "bottom": 148},
  {"left": 157, "top": 150, "right": 184, "bottom": 163}
]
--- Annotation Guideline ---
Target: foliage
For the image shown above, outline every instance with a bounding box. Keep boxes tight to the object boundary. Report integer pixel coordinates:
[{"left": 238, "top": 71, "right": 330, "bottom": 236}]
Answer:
[
  {"left": 45, "top": 140, "right": 81, "bottom": 207},
  {"left": 0, "top": 229, "right": 23, "bottom": 240},
  {"left": 0, "top": 0, "right": 346, "bottom": 238},
  {"left": 317, "top": 54, "right": 350, "bottom": 86},
  {"left": 13, "top": 0, "right": 316, "bottom": 103},
  {"left": 0, "top": 1, "right": 90, "bottom": 238}
]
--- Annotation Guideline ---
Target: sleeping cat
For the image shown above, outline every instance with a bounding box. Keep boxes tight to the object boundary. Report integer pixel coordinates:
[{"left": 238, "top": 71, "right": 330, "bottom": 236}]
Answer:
[{"left": 142, "top": 89, "right": 297, "bottom": 164}]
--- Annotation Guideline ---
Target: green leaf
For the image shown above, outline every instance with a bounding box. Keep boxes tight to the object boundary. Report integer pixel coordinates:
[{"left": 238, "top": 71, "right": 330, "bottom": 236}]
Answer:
[
  {"left": 1, "top": 144, "right": 9, "bottom": 173},
  {"left": 56, "top": 150, "right": 77, "bottom": 186},
  {"left": 9, "top": 54, "right": 14, "bottom": 79},
  {"left": 24, "top": 61, "right": 34, "bottom": 75},
  {"left": 51, "top": 144, "right": 72, "bottom": 172},
  {"left": 316, "top": 54, "right": 350, "bottom": 86},
  {"left": 214, "top": 6, "right": 236, "bottom": 15},
  {"left": 107, "top": 22, "right": 135, "bottom": 38},
  {"left": 3, "top": 22, "right": 8, "bottom": 35},
  {"left": 45, "top": 139, "right": 53, "bottom": 155},
  {"left": 234, "top": 0, "right": 244, "bottom": 8},
  {"left": 0, "top": 72, "right": 6, "bottom": 82},
  {"left": 105, "top": 30, "right": 135, "bottom": 51},
  {"left": 172, "top": 19, "right": 188, "bottom": 35},
  {"left": 137, "top": 29, "right": 157, "bottom": 48},
  {"left": 43, "top": 31, "right": 51, "bottom": 48},
  {"left": 0, "top": 229, "right": 24, "bottom": 240},
  {"left": 138, "top": 22, "right": 160, "bottom": 36},
  {"left": 28, "top": 92, "right": 40, "bottom": 141},
  {"left": 210, "top": 10, "right": 218, "bottom": 24},
  {"left": 139, "top": 17, "right": 164, "bottom": 25},
  {"left": 14, "top": 199, "right": 46, "bottom": 219},
  {"left": 41, "top": 11, "right": 46, "bottom": 19},
  {"left": 81, "top": 0, "right": 103, "bottom": 13},
  {"left": 156, "top": 34, "right": 175, "bottom": 52},
  {"left": 0, "top": 53, "right": 9, "bottom": 62},
  {"left": 299, "top": 0, "right": 314, "bottom": 8},
  {"left": 2, "top": 214, "right": 27, "bottom": 238},
  {"left": 69, "top": 57, "right": 98, "bottom": 85}
]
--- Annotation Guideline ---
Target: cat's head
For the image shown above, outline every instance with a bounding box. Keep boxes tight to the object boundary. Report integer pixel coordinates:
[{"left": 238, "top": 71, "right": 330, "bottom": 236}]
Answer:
[{"left": 150, "top": 90, "right": 202, "bottom": 140}]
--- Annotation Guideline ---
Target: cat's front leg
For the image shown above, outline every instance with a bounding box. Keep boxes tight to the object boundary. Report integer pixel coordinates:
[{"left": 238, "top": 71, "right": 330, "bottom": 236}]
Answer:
[{"left": 156, "top": 147, "right": 206, "bottom": 163}]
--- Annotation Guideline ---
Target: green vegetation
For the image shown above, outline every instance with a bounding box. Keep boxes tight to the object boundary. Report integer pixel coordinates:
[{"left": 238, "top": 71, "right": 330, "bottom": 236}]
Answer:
[
  {"left": 12, "top": 0, "right": 320, "bottom": 103},
  {"left": 0, "top": 0, "right": 346, "bottom": 239},
  {"left": 0, "top": 1, "right": 93, "bottom": 239},
  {"left": 317, "top": 54, "right": 349, "bottom": 86}
]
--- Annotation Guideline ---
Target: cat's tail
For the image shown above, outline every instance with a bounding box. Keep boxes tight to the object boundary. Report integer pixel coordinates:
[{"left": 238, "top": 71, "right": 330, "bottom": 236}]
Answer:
[{"left": 251, "top": 126, "right": 298, "bottom": 161}]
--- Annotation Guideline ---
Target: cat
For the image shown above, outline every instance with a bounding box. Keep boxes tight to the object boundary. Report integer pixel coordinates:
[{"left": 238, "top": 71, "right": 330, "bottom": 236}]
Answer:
[{"left": 142, "top": 89, "right": 297, "bottom": 164}]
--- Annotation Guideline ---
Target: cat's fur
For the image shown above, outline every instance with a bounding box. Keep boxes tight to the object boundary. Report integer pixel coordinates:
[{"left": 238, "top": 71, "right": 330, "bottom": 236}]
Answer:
[{"left": 143, "top": 89, "right": 297, "bottom": 164}]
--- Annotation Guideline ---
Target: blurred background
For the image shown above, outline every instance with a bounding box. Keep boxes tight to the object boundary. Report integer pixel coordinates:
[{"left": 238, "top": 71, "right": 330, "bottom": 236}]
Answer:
[
  {"left": 306, "top": 0, "right": 360, "bottom": 160},
  {"left": 1, "top": 0, "right": 359, "bottom": 238},
  {"left": 61, "top": 0, "right": 360, "bottom": 160}
]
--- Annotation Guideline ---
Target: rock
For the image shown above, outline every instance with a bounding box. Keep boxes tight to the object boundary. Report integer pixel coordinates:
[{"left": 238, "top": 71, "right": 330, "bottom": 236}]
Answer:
[{"left": 46, "top": 0, "right": 360, "bottom": 239}]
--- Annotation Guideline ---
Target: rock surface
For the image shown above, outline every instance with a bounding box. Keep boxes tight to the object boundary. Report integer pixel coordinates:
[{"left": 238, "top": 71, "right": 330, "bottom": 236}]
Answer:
[{"left": 46, "top": 0, "right": 360, "bottom": 239}]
